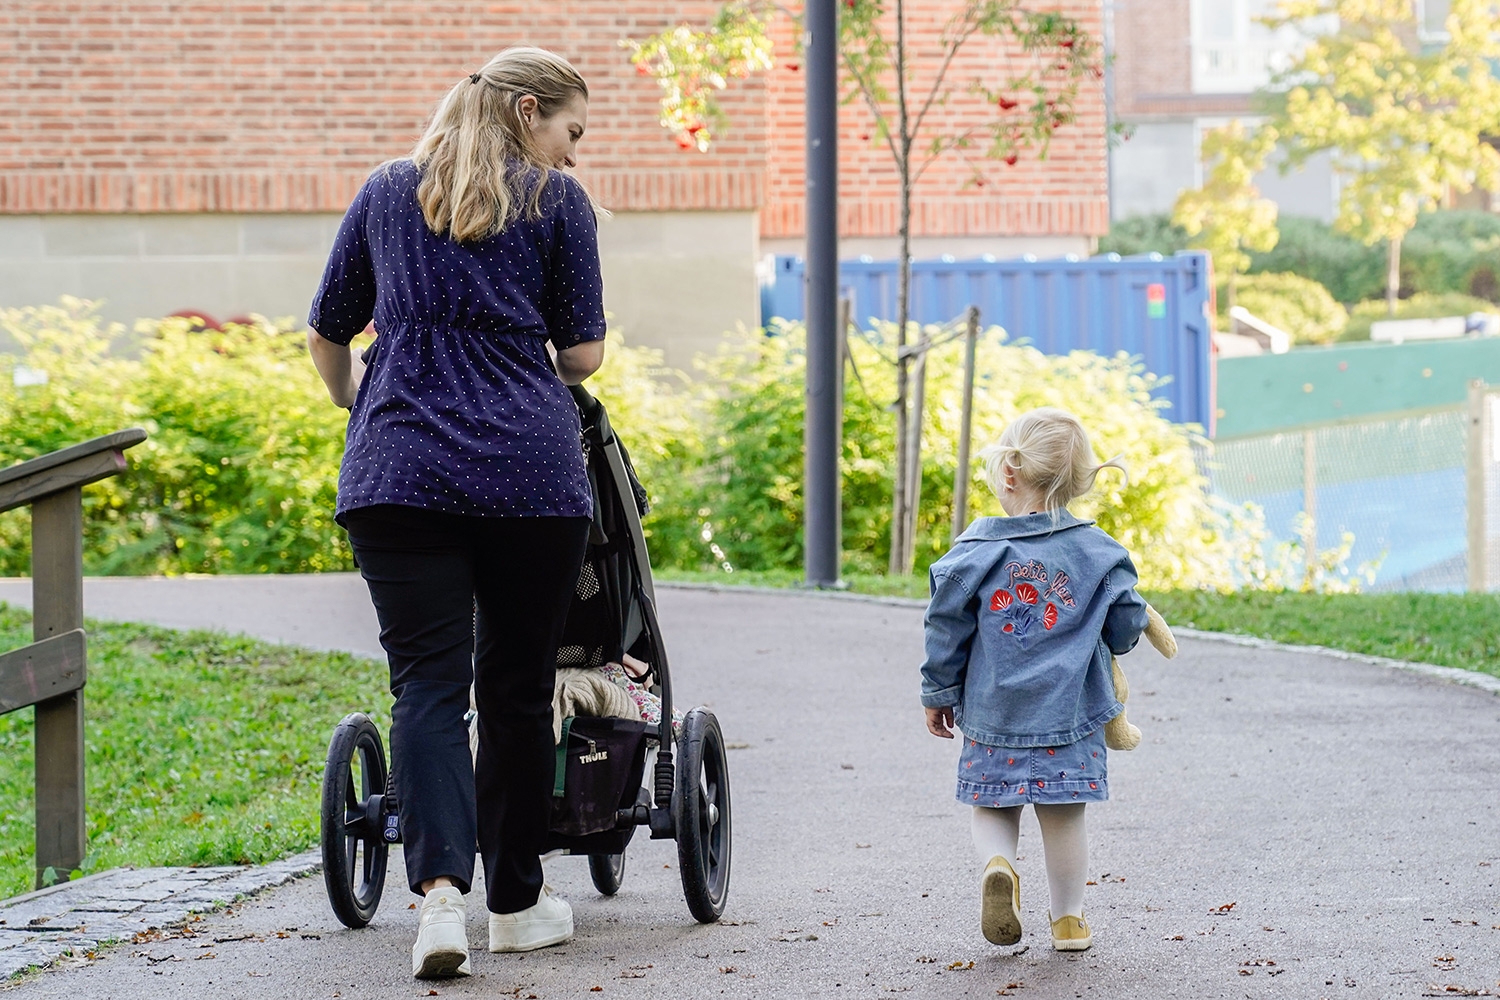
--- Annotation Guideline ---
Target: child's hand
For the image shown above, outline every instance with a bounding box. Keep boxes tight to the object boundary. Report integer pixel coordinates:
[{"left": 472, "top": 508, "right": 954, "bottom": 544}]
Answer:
[{"left": 924, "top": 706, "right": 955, "bottom": 739}]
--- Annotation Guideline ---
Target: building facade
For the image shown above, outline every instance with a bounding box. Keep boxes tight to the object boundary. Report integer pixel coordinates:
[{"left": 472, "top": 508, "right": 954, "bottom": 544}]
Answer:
[
  {"left": 1108, "top": 0, "right": 1340, "bottom": 223},
  {"left": 2, "top": 1, "right": 1107, "bottom": 366}
]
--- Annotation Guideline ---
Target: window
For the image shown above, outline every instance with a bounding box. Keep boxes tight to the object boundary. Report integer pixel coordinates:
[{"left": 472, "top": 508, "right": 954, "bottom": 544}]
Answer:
[{"left": 1190, "top": 0, "right": 1332, "bottom": 94}]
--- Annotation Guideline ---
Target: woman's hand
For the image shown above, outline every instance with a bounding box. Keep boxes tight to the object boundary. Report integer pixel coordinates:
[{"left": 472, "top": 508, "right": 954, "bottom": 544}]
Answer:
[
  {"left": 307, "top": 329, "right": 365, "bottom": 408},
  {"left": 925, "top": 705, "right": 955, "bottom": 739}
]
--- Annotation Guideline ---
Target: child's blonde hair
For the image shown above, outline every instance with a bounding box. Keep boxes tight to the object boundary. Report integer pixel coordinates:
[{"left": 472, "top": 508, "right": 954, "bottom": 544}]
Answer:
[{"left": 978, "top": 407, "right": 1128, "bottom": 512}]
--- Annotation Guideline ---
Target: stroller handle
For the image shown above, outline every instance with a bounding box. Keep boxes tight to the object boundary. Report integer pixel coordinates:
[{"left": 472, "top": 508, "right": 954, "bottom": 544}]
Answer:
[{"left": 568, "top": 382, "right": 601, "bottom": 420}]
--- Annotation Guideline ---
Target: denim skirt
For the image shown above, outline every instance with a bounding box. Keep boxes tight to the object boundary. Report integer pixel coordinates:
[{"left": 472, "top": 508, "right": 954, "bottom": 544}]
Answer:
[{"left": 955, "top": 725, "right": 1109, "bottom": 806}]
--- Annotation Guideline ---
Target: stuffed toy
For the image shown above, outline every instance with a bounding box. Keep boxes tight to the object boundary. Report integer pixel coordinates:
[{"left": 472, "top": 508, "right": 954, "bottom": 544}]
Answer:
[{"left": 1102, "top": 604, "right": 1178, "bottom": 751}]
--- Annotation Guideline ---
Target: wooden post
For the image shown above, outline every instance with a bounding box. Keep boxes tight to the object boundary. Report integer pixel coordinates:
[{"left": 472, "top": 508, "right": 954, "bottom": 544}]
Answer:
[
  {"left": 901, "top": 327, "right": 932, "bottom": 574},
  {"left": 0, "top": 427, "right": 146, "bottom": 888},
  {"left": 1467, "top": 379, "right": 1487, "bottom": 593},
  {"left": 31, "top": 489, "right": 86, "bottom": 886},
  {"left": 1301, "top": 429, "right": 1317, "bottom": 589},
  {"left": 951, "top": 306, "right": 980, "bottom": 544}
]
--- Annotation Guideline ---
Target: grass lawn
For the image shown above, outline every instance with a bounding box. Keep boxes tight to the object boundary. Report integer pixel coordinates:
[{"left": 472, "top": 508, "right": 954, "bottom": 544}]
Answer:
[
  {"left": 1140, "top": 589, "right": 1500, "bottom": 680},
  {"left": 0, "top": 603, "right": 389, "bottom": 901},
  {"left": 658, "top": 569, "right": 1500, "bottom": 678}
]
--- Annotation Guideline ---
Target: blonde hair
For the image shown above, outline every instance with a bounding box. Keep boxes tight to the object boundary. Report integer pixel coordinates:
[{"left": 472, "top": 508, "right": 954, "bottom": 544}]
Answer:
[
  {"left": 978, "top": 407, "right": 1128, "bottom": 513},
  {"left": 410, "top": 47, "right": 588, "bottom": 243}
]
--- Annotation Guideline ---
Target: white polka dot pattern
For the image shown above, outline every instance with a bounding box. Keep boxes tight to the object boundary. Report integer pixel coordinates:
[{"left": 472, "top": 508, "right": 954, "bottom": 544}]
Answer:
[{"left": 308, "top": 160, "right": 607, "bottom": 520}]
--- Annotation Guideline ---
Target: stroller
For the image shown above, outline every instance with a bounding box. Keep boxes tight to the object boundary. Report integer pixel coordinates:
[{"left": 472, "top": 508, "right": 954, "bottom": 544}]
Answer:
[{"left": 318, "top": 384, "right": 732, "bottom": 928}]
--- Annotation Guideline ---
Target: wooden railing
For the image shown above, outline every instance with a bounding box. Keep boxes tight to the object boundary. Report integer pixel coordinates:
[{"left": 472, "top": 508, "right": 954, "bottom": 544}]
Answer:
[{"left": 0, "top": 429, "right": 146, "bottom": 888}]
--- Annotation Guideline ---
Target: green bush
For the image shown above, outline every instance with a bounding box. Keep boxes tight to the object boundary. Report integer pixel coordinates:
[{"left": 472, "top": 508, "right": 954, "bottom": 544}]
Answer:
[
  {"left": 1339, "top": 292, "right": 1500, "bottom": 342},
  {"left": 3, "top": 299, "right": 1352, "bottom": 593},
  {"left": 1224, "top": 272, "right": 1348, "bottom": 346},
  {"left": 657, "top": 321, "right": 1259, "bottom": 590},
  {"left": 1097, "top": 214, "right": 1189, "bottom": 257},
  {"left": 1245, "top": 216, "right": 1386, "bottom": 304},
  {"left": 0, "top": 299, "right": 355, "bottom": 575},
  {"left": 1105, "top": 211, "right": 1500, "bottom": 306},
  {"left": 1401, "top": 210, "right": 1500, "bottom": 303}
]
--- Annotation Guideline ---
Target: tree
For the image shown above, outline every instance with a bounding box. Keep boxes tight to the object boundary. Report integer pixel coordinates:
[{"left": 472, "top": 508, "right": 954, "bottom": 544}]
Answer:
[
  {"left": 626, "top": 0, "right": 1106, "bottom": 574},
  {"left": 1171, "top": 121, "right": 1280, "bottom": 313},
  {"left": 1264, "top": 0, "right": 1500, "bottom": 315}
]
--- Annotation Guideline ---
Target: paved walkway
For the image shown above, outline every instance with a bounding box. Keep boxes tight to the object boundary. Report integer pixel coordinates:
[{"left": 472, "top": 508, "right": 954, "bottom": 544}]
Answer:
[{"left": 1, "top": 577, "right": 1499, "bottom": 998}]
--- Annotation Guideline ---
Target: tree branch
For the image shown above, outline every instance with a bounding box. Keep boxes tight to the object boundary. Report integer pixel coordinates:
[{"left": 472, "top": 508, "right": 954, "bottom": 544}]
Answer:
[
  {"left": 842, "top": 49, "right": 904, "bottom": 167},
  {"left": 910, "top": 15, "right": 983, "bottom": 139}
]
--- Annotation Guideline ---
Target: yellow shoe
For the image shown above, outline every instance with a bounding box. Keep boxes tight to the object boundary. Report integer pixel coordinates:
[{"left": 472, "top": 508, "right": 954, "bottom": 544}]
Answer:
[
  {"left": 980, "top": 855, "right": 1022, "bottom": 945},
  {"left": 1049, "top": 911, "right": 1092, "bottom": 952}
]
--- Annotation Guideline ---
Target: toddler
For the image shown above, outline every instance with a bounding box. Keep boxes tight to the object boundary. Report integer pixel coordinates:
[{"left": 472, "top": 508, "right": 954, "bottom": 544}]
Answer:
[{"left": 920, "top": 407, "right": 1148, "bottom": 951}]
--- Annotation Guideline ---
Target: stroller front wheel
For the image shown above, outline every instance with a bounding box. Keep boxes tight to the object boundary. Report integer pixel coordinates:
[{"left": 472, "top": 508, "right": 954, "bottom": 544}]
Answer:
[
  {"left": 321, "top": 712, "right": 390, "bottom": 928},
  {"left": 673, "top": 708, "right": 732, "bottom": 922},
  {"left": 588, "top": 852, "right": 627, "bottom": 896}
]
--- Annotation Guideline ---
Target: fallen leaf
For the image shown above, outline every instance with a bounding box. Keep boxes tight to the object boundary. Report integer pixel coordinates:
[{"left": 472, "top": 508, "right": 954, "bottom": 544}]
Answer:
[
  {"left": 1212, "top": 902, "right": 1237, "bottom": 913},
  {"left": 426, "top": 992, "right": 438, "bottom": 997},
  {"left": 590, "top": 989, "right": 603, "bottom": 994},
  {"left": 196, "top": 952, "right": 215, "bottom": 961},
  {"left": 916, "top": 956, "right": 937, "bottom": 963},
  {"left": 1239, "top": 970, "right": 1252, "bottom": 976},
  {"left": 1085, "top": 880, "right": 1097, "bottom": 886},
  {"left": 719, "top": 966, "right": 737, "bottom": 973},
  {"left": 947, "top": 960, "right": 975, "bottom": 970},
  {"left": 1242, "top": 959, "right": 1277, "bottom": 967},
  {"left": 1164, "top": 934, "right": 1184, "bottom": 941},
  {"left": 408, "top": 903, "right": 417, "bottom": 910},
  {"left": 856, "top": 843, "right": 872, "bottom": 849},
  {"left": 618, "top": 970, "right": 646, "bottom": 979}
]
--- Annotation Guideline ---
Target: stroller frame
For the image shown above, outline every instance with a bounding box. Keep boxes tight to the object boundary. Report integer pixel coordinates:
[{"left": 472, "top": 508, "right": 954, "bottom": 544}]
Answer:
[{"left": 320, "top": 384, "right": 732, "bottom": 928}]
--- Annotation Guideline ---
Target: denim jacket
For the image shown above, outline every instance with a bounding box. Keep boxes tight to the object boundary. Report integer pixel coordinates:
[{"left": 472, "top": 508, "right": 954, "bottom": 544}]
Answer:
[{"left": 919, "top": 511, "right": 1149, "bottom": 748}]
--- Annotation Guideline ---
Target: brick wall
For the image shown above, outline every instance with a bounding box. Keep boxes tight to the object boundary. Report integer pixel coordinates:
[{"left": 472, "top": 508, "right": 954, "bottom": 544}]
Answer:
[
  {"left": 0, "top": 1, "right": 764, "bottom": 214},
  {"left": 760, "top": 0, "right": 1108, "bottom": 239},
  {"left": 1, "top": 0, "right": 1106, "bottom": 238}
]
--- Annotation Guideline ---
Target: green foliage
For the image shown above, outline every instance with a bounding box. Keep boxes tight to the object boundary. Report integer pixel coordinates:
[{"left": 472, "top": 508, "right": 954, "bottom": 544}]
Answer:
[
  {"left": 1401, "top": 210, "right": 1500, "bottom": 303},
  {"left": 1245, "top": 215, "right": 1387, "bottom": 303},
  {"left": 1098, "top": 214, "right": 1189, "bottom": 258},
  {"left": 0, "top": 604, "right": 389, "bottom": 900},
  {"left": 1339, "top": 291, "right": 1500, "bottom": 341},
  {"left": 1172, "top": 121, "right": 1280, "bottom": 291},
  {"left": 1266, "top": 0, "right": 1500, "bottom": 304},
  {"left": 621, "top": 1, "right": 775, "bottom": 150},
  {"left": 1142, "top": 588, "right": 1500, "bottom": 679},
  {"left": 0, "top": 299, "right": 356, "bottom": 575},
  {"left": 1226, "top": 272, "right": 1349, "bottom": 345},
  {"left": 652, "top": 322, "right": 1262, "bottom": 590}
]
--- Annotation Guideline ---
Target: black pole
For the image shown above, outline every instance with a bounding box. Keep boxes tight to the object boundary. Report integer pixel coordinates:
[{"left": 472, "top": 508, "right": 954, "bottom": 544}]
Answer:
[{"left": 803, "top": 0, "right": 841, "bottom": 588}]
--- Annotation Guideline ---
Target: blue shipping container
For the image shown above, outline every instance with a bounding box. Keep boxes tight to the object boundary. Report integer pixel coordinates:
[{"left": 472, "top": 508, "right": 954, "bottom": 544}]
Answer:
[{"left": 760, "top": 251, "right": 1215, "bottom": 430}]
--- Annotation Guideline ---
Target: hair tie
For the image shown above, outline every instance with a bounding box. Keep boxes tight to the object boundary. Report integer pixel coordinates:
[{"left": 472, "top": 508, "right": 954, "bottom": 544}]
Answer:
[{"left": 470, "top": 73, "right": 482, "bottom": 85}]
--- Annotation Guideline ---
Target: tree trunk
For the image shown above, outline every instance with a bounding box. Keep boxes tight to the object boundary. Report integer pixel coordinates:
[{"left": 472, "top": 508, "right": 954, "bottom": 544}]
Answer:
[
  {"left": 1225, "top": 274, "right": 1236, "bottom": 315},
  {"left": 1386, "top": 235, "right": 1402, "bottom": 317},
  {"left": 887, "top": 0, "right": 913, "bottom": 575}
]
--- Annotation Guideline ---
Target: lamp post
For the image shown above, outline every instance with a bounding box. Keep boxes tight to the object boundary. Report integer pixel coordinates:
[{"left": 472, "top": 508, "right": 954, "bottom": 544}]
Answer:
[{"left": 803, "top": 0, "right": 841, "bottom": 588}]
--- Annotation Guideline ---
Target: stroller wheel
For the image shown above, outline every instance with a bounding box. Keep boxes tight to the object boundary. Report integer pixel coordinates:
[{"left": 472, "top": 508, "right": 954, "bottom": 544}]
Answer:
[
  {"left": 321, "top": 712, "right": 389, "bottom": 928},
  {"left": 673, "top": 708, "right": 732, "bottom": 922},
  {"left": 588, "top": 852, "right": 627, "bottom": 896}
]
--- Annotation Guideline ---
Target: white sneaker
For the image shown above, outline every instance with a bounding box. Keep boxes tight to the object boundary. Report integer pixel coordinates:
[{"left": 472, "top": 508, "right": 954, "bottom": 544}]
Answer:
[
  {"left": 488, "top": 884, "right": 574, "bottom": 953},
  {"left": 412, "top": 886, "right": 471, "bottom": 978}
]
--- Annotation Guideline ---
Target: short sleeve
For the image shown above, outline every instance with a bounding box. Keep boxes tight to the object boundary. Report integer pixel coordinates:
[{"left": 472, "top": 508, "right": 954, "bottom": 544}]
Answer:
[
  {"left": 543, "top": 174, "right": 607, "bottom": 350},
  {"left": 308, "top": 176, "right": 378, "bottom": 346}
]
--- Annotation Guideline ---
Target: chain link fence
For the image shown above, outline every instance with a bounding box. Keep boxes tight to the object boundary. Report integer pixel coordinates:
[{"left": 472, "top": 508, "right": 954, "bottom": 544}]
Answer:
[{"left": 1207, "top": 382, "right": 1500, "bottom": 592}]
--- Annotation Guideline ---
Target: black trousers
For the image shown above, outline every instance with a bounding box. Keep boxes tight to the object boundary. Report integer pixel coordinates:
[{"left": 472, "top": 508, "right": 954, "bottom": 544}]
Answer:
[{"left": 344, "top": 505, "right": 590, "bottom": 914}]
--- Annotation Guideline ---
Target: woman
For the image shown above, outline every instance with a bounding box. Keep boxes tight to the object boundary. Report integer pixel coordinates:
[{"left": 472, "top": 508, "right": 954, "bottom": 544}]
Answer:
[{"left": 306, "top": 47, "right": 605, "bottom": 979}]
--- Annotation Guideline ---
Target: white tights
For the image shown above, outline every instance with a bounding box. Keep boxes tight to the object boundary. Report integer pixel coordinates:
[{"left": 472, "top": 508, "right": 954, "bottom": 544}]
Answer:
[{"left": 971, "top": 804, "right": 1088, "bottom": 918}]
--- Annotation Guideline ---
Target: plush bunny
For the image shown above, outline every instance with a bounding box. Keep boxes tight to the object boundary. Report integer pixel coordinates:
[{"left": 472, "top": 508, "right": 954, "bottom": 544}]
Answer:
[{"left": 1102, "top": 604, "right": 1178, "bottom": 751}]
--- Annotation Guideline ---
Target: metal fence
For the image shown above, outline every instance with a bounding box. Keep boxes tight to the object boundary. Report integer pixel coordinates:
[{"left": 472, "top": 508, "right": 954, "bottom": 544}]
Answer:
[{"left": 1208, "top": 381, "right": 1500, "bottom": 592}]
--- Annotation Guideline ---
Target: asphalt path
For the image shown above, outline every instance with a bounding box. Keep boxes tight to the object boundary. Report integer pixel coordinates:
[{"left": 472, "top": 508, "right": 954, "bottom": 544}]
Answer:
[{"left": 1, "top": 577, "right": 1498, "bottom": 999}]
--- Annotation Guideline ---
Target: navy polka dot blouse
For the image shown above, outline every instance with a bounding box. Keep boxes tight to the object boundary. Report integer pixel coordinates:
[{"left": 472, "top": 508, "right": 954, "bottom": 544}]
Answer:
[{"left": 309, "top": 159, "right": 606, "bottom": 522}]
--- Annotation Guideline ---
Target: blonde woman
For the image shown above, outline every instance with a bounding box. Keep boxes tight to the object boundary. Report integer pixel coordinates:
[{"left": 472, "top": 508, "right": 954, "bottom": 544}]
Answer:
[{"left": 307, "top": 48, "right": 604, "bottom": 978}]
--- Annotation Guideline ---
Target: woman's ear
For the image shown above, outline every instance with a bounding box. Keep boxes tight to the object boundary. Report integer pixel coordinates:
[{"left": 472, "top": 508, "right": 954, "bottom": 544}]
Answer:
[
  {"left": 1002, "top": 464, "right": 1016, "bottom": 494},
  {"left": 516, "top": 94, "right": 539, "bottom": 127}
]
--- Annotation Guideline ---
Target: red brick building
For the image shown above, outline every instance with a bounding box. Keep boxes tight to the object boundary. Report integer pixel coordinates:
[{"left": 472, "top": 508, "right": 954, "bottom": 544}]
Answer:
[{"left": 1, "top": 1, "right": 1106, "bottom": 364}]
